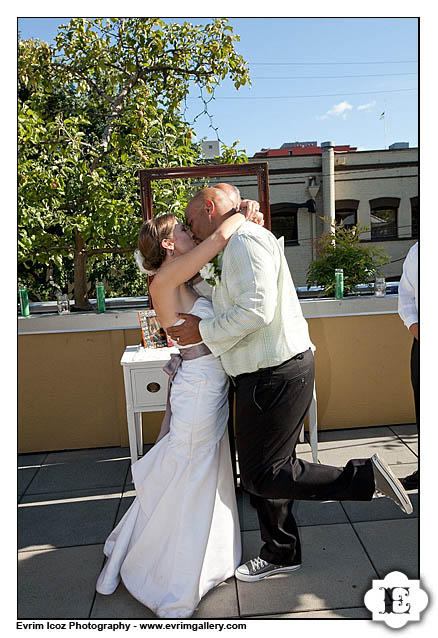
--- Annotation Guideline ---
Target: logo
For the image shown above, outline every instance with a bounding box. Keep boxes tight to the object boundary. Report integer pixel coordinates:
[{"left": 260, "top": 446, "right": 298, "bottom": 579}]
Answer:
[{"left": 364, "top": 571, "right": 428, "bottom": 628}]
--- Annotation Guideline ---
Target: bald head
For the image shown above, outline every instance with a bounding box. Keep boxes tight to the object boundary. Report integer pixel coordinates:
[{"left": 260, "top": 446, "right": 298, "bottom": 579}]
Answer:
[
  {"left": 185, "top": 187, "right": 235, "bottom": 241},
  {"left": 215, "top": 183, "right": 241, "bottom": 208},
  {"left": 187, "top": 187, "right": 232, "bottom": 212}
]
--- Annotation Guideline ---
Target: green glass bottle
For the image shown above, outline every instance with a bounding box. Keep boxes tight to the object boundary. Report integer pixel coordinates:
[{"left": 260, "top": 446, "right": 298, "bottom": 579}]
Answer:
[
  {"left": 335, "top": 268, "right": 344, "bottom": 300},
  {"left": 19, "top": 286, "right": 30, "bottom": 317},
  {"left": 96, "top": 282, "right": 106, "bottom": 313}
]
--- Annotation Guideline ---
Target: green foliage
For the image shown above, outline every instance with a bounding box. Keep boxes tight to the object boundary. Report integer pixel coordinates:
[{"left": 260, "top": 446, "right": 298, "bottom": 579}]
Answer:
[
  {"left": 306, "top": 223, "right": 390, "bottom": 296},
  {"left": 18, "top": 18, "right": 250, "bottom": 307}
]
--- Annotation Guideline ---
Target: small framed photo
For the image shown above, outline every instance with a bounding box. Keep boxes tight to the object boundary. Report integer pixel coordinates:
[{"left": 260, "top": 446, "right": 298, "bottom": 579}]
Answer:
[{"left": 138, "top": 310, "right": 172, "bottom": 348}]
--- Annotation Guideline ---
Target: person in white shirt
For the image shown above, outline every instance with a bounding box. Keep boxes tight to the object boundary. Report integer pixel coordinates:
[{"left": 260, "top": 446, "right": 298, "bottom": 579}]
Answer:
[
  {"left": 168, "top": 186, "right": 413, "bottom": 582},
  {"left": 398, "top": 242, "right": 419, "bottom": 490}
]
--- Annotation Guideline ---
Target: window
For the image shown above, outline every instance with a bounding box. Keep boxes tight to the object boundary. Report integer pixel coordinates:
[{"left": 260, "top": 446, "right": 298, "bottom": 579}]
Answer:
[
  {"left": 410, "top": 196, "right": 418, "bottom": 238},
  {"left": 369, "top": 197, "right": 400, "bottom": 240},
  {"left": 270, "top": 203, "right": 298, "bottom": 244},
  {"left": 335, "top": 199, "right": 359, "bottom": 230}
]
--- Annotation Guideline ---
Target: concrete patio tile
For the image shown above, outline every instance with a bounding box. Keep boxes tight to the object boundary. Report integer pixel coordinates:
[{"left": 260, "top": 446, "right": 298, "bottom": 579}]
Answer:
[
  {"left": 342, "top": 493, "right": 418, "bottom": 523},
  {"left": 256, "top": 607, "right": 371, "bottom": 619},
  {"left": 237, "top": 524, "right": 377, "bottom": 617},
  {"left": 18, "top": 453, "right": 48, "bottom": 467},
  {"left": 26, "top": 457, "right": 130, "bottom": 494},
  {"left": 353, "top": 518, "right": 419, "bottom": 579},
  {"left": 193, "top": 578, "right": 239, "bottom": 619},
  {"left": 393, "top": 462, "right": 419, "bottom": 492},
  {"left": 45, "top": 446, "right": 131, "bottom": 464},
  {"left": 18, "top": 544, "right": 104, "bottom": 619},
  {"left": 19, "top": 488, "right": 122, "bottom": 551},
  {"left": 391, "top": 461, "right": 418, "bottom": 481},
  {"left": 296, "top": 440, "right": 312, "bottom": 455},
  {"left": 293, "top": 500, "right": 349, "bottom": 526},
  {"left": 92, "top": 583, "right": 157, "bottom": 619},
  {"left": 115, "top": 489, "right": 136, "bottom": 525},
  {"left": 18, "top": 468, "right": 39, "bottom": 498},
  {"left": 389, "top": 423, "right": 417, "bottom": 437},
  {"left": 316, "top": 427, "right": 417, "bottom": 466},
  {"left": 124, "top": 444, "right": 155, "bottom": 486},
  {"left": 389, "top": 423, "right": 418, "bottom": 455},
  {"left": 92, "top": 578, "right": 239, "bottom": 619},
  {"left": 18, "top": 453, "right": 49, "bottom": 497}
]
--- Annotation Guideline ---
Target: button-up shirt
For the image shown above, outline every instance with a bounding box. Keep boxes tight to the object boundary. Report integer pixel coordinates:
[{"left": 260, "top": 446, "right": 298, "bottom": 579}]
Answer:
[
  {"left": 199, "top": 222, "right": 313, "bottom": 377},
  {"left": 398, "top": 241, "right": 418, "bottom": 330}
]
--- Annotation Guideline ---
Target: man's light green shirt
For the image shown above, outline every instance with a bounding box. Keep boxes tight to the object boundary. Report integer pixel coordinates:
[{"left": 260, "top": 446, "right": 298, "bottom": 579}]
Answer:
[{"left": 199, "top": 222, "right": 313, "bottom": 377}]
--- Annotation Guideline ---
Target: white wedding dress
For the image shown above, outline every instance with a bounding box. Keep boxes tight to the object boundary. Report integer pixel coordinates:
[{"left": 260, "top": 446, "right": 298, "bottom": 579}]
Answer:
[{"left": 96, "top": 296, "right": 241, "bottom": 618}]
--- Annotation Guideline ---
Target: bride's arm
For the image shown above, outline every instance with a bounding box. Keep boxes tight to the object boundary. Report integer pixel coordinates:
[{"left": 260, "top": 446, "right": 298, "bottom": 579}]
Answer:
[{"left": 152, "top": 211, "right": 248, "bottom": 289}]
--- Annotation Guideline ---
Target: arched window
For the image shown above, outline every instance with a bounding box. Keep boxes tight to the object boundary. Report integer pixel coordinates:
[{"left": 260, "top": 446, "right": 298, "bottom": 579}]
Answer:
[
  {"left": 335, "top": 199, "right": 359, "bottom": 229},
  {"left": 369, "top": 197, "right": 400, "bottom": 240},
  {"left": 270, "top": 203, "right": 298, "bottom": 244}
]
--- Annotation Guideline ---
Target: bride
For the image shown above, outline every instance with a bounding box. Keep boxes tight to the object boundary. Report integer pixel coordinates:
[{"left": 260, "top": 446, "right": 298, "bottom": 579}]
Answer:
[{"left": 96, "top": 193, "right": 262, "bottom": 618}]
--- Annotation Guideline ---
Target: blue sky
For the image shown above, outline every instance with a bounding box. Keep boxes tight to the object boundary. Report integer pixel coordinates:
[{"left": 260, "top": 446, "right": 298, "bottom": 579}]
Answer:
[{"left": 18, "top": 17, "right": 418, "bottom": 157}]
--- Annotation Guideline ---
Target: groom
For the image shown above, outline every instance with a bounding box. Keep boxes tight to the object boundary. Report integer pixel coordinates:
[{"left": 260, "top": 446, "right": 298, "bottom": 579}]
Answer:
[{"left": 167, "top": 186, "right": 413, "bottom": 582}]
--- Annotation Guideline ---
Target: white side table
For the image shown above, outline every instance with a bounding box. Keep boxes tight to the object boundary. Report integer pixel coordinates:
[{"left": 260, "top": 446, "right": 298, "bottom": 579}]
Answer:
[{"left": 121, "top": 345, "right": 178, "bottom": 463}]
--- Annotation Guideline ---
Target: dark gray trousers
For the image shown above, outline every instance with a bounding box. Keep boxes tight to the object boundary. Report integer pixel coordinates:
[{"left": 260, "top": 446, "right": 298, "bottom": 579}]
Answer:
[{"left": 233, "top": 349, "right": 374, "bottom": 566}]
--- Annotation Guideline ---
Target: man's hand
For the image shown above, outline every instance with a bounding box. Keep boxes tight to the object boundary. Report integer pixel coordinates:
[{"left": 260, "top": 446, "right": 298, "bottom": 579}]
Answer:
[
  {"left": 167, "top": 313, "right": 202, "bottom": 346},
  {"left": 409, "top": 322, "right": 419, "bottom": 340}
]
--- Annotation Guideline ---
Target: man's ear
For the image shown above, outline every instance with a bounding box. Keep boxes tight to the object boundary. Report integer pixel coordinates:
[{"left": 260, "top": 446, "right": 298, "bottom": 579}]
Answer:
[{"left": 205, "top": 199, "right": 215, "bottom": 217}]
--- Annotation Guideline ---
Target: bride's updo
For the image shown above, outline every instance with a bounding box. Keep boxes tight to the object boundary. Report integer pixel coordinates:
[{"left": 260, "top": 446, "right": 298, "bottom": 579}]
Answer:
[{"left": 136, "top": 214, "right": 177, "bottom": 274}]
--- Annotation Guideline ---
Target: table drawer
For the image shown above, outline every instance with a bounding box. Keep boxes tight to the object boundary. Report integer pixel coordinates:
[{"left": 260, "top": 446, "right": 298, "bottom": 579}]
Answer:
[{"left": 131, "top": 367, "right": 169, "bottom": 409}]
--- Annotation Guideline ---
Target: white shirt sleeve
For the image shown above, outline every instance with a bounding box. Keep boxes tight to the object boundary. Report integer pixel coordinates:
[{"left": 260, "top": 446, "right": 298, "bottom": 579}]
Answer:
[
  {"left": 191, "top": 279, "right": 213, "bottom": 300},
  {"left": 398, "top": 243, "right": 418, "bottom": 329},
  {"left": 199, "top": 233, "right": 278, "bottom": 357}
]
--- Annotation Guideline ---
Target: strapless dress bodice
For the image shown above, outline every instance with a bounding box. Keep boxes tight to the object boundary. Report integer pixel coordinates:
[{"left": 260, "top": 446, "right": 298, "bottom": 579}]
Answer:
[{"left": 169, "top": 296, "right": 215, "bottom": 348}]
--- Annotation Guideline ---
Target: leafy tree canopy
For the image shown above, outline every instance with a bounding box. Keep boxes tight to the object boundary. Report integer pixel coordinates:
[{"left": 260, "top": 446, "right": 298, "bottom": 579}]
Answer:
[{"left": 18, "top": 18, "right": 250, "bottom": 308}]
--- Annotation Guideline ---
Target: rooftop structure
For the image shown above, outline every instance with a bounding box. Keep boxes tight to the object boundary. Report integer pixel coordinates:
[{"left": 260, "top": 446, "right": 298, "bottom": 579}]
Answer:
[{"left": 254, "top": 141, "right": 357, "bottom": 158}]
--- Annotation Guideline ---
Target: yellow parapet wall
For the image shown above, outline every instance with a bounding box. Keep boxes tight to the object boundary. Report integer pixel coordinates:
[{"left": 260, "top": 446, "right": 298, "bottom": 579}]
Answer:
[
  {"left": 18, "top": 311, "right": 415, "bottom": 453},
  {"left": 307, "top": 313, "right": 415, "bottom": 429},
  {"left": 18, "top": 327, "right": 164, "bottom": 453}
]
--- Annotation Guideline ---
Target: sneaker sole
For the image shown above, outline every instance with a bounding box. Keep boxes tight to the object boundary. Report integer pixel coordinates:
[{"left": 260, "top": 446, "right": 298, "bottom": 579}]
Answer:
[
  {"left": 372, "top": 453, "right": 413, "bottom": 515},
  {"left": 235, "top": 563, "right": 301, "bottom": 582}
]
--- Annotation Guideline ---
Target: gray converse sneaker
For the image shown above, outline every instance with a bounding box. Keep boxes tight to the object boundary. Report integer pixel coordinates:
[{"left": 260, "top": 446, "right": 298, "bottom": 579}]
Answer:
[
  {"left": 371, "top": 453, "right": 413, "bottom": 515},
  {"left": 235, "top": 556, "right": 301, "bottom": 582}
]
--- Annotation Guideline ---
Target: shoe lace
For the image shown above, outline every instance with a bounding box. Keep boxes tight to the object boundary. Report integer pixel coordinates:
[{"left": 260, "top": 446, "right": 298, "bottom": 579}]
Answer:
[{"left": 250, "top": 557, "right": 269, "bottom": 572}]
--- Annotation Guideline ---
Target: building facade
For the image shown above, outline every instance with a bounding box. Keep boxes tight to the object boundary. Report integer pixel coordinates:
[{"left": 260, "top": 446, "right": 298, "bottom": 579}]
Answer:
[{"left": 210, "top": 143, "right": 418, "bottom": 286}]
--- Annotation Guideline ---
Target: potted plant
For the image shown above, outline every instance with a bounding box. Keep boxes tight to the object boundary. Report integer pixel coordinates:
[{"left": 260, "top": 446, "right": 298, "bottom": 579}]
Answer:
[{"left": 306, "top": 223, "right": 390, "bottom": 296}]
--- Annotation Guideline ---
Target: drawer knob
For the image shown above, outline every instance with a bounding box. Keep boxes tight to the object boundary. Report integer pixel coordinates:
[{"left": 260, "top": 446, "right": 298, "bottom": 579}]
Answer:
[{"left": 146, "top": 382, "right": 161, "bottom": 393}]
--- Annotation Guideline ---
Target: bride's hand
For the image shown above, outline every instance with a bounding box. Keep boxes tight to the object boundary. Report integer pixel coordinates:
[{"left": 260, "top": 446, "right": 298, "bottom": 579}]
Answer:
[{"left": 238, "top": 199, "right": 264, "bottom": 226}]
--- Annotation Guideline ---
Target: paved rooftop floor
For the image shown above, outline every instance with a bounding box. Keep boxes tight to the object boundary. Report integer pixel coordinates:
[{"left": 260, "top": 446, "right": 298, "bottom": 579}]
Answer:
[{"left": 18, "top": 424, "right": 418, "bottom": 620}]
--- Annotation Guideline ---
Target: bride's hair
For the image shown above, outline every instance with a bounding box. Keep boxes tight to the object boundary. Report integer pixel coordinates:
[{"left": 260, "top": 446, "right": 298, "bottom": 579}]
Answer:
[{"left": 136, "top": 214, "right": 177, "bottom": 274}]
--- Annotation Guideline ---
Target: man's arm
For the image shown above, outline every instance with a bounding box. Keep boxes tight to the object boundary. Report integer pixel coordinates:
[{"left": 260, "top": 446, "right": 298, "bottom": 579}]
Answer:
[
  {"left": 168, "top": 232, "right": 278, "bottom": 350},
  {"left": 398, "top": 246, "right": 418, "bottom": 335},
  {"left": 200, "top": 232, "right": 279, "bottom": 356}
]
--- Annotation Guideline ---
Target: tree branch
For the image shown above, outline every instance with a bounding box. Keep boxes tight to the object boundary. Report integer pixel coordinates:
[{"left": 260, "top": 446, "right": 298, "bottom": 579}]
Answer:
[
  {"left": 52, "top": 62, "right": 113, "bottom": 103},
  {"left": 87, "top": 246, "right": 134, "bottom": 256},
  {"left": 40, "top": 245, "right": 73, "bottom": 252}
]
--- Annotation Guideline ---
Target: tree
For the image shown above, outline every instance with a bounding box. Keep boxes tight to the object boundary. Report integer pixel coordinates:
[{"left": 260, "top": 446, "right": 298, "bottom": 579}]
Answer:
[
  {"left": 306, "top": 223, "right": 390, "bottom": 296},
  {"left": 18, "top": 18, "right": 250, "bottom": 308}
]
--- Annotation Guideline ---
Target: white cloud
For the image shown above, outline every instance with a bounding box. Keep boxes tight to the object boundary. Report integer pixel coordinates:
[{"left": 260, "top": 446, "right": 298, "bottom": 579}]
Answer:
[
  {"left": 316, "top": 101, "right": 353, "bottom": 120},
  {"left": 357, "top": 100, "right": 376, "bottom": 111}
]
